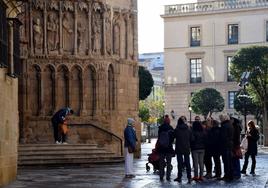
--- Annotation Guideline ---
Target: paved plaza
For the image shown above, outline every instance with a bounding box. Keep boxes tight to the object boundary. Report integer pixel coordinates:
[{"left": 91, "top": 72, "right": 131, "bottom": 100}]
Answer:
[{"left": 4, "top": 140, "right": 268, "bottom": 188}]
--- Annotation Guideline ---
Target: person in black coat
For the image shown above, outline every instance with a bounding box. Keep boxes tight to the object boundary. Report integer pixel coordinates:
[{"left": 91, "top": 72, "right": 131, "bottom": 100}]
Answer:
[
  {"left": 241, "top": 120, "right": 260, "bottom": 175},
  {"left": 174, "top": 116, "right": 192, "bottom": 183},
  {"left": 157, "top": 115, "right": 174, "bottom": 181}
]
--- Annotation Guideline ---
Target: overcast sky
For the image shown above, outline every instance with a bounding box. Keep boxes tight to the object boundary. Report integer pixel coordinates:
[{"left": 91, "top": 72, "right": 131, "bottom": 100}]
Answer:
[{"left": 137, "top": 0, "right": 197, "bottom": 54}]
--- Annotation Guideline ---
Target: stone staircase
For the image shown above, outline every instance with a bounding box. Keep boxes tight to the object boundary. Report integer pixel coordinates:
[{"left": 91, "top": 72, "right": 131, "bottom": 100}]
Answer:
[{"left": 18, "top": 144, "right": 124, "bottom": 167}]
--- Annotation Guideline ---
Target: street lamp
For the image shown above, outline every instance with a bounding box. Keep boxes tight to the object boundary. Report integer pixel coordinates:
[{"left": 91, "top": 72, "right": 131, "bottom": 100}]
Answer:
[
  {"left": 188, "top": 105, "right": 192, "bottom": 124},
  {"left": 238, "top": 71, "right": 251, "bottom": 133}
]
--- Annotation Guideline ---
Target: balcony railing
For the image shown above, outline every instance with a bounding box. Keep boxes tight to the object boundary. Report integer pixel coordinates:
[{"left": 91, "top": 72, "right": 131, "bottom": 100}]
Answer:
[{"left": 164, "top": 0, "right": 268, "bottom": 16}]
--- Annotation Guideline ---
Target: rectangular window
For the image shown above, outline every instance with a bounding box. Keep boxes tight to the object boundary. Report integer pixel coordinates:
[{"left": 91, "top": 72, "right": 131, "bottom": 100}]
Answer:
[
  {"left": 190, "top": 58, "right": 202, "bottom": 83},
  {"left": 266, "top": 21, "right": 268, "bottom": 42},
  {"left": 227, "top": 56, "right": 234, "bottom": 82},
  {"left": 228, "top": 24, "right": 238, "bottom": 44},
  {"left": 0, "top": 1, "right": 8, "bottom": 68},
  {"left": 228, "top": 91, "right": 237, "bottom": 109},
  {"left": 190, "top": 27, "right": 201, "bottom": 47}
]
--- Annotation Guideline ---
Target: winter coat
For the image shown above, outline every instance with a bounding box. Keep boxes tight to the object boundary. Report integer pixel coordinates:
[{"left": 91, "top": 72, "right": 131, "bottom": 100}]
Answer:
[
  {"left": 246, "top": 128, "right": 260, "bottom": 156},
  {"left": 191, "top": 130, "right": 206, "bottom": 151},
  {"left": 157, "top": 123, "right": 174, "bottom": 154},
  {"left": 220, "top": 120, "right": 234, "bottom": 151},
  {"left": 206, "top": 126, "right": 222, "bottom": 154},
  {"left": 51, "top": 107, "right": 72, "bottom": 124},
  {"left": 124, "top": 125, "right": 137, "bottom": 150},
  {"left": 232, "top": 120, "right": 242, "bottom": 149},
  {"left": 174, "top": 123, "right": 192, "bottom": 155}
]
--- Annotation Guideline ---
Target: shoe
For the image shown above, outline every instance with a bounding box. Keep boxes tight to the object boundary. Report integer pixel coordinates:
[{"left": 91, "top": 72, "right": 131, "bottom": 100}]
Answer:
[
  {"left": 62, "top": 142, "right": 68, "bottom": 144},
  {"left": 174, "top": 177, "right": 181, "bottom": 182},
  {"left": 125, "top": 174, "right": 135, "bottom": 178},
  {"left": 198, "top": 176, "right": 204, "bottom": 181},
  {"left": 241, "top": 170, "right": 246, "bottom": 174},
  {"left": 204, "top": 173, "right": 212, "bottom": 179},
  {"left": 160, "top": 177, "right": 164, "bottom": 181},
  {"left": 55, "top": 141, "right": 61, "bottom": 144},
  {"left": 166, "top": 177, "right": 171, "bottom": 181},
  {"left": 250, "top": 172, "right": 256, "bottom": 176},
  {"left": 187, "top": 179, "right": 192, "bottom": 184}
]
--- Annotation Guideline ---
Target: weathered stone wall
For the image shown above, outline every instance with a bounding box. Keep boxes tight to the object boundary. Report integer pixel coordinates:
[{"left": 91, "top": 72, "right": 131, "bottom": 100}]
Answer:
[
  {"left": 0, "top": 68, "right": 18, "bottom": 187},
  {"left": 18, "top": 0, "right": 139, "bottom": 156}
]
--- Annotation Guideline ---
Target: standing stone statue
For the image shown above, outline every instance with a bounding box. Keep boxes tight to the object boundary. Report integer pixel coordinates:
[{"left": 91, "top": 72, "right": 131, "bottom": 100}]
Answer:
[
  {"left": 104, "top": 8, "right": 112, "bottom": 55},
  {"left": 47, "top": 13, "right": 58, "bottom": 51},
  {"left": 77, "top": 22, "right": 85, "bottom": 53},
  {"left": 113, "top": 24, "right": 120, "bottom": 55},
  {"left": 92, "top": 18, "right": 101, "bottom": 54},
  {"left": 33, "top": 18, "right": 43, "bottom": 53},
  {"left": 62, "top": 13, "right": 73, "bottom": 52}
]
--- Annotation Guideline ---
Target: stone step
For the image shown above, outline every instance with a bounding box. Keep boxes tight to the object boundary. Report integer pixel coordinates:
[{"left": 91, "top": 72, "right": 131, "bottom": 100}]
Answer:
[{"left": 18, "top": 144, "right": 123, "bottom": 166}]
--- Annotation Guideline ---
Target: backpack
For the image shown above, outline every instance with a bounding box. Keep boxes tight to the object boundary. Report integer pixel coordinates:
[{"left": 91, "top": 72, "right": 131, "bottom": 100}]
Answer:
[{"left": 158, "top": 130, "right": 170, "bottom": 148}]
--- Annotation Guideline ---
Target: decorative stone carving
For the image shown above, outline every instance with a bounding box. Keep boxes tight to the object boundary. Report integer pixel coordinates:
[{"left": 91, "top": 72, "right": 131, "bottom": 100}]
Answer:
[
  {"left": 33, "top": 0, "right": 44, "bottom": 10},
  {"left": 92, "top": 2, "right": 103, "bottom": 54},
  {"left": 47, "top": 12, "right": 59, "bottom": 51},
  {"left": 48, "top": 0, "right": 59, "bottom": 10},
  {"left": 104, "top": 6, "right": 112, "bottom": 55},
  {"left": 77, "top": 22, "right": 86, "bottom": 53},
  {"left": 113, "top": 13, "right": 120, "bottom": 56},
  {"left": 33, "top": 18, "right": 43, "bottom": 53},
  {"left": 62, "top": 12, "right": 74, "bottom": 53},
  {"left": 128, "top": 14, "right": 134, "bottom": 59}
]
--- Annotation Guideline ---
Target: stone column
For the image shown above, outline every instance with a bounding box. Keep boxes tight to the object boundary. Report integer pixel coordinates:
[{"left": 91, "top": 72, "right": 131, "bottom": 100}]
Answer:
[
  {"left": 8, "top": 20, "right": 14, "bottom": 75},
  {"left": 29, "top": 1, "right": 34, "bottom": 56},
  {"left": 44, "top": 1, "right": 47, "bottom": 55},
  {"left": 125, "top": 14, "right": 129, "bottom": 60},
  {"left": 39, "top": 68, "right": 45, "bottom": 115},
  {"left": 59, "top": 1, "right": 63, "bottom": 54},
  {"left": 102, "top": 11, "right": 106, "bottom": 56},
  {"left": 87, "top": 2, "right": 92, "bottom": 56},
  {"left": 74, "top": 2, "right": 78, "bottom": 55},
  {"left": 132, "top": 11, "right": 138, "bottom": 61},
  {"left": 54, "top": 71, "right": 59, "bottom": 112},
  {"left": 80, "top": 72, "right": 87, "bottom": 116}
]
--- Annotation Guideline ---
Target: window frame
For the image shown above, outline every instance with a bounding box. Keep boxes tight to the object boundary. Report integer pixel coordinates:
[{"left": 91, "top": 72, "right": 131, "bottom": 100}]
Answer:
[
  {"left": 227, "top": 56, "right": 234, "bottom": 82},
  {"left": 227, "top": 24, "right": 239, "bottom": 45},
  {"left": 190, "top": 58, "right": 202, "bottom": 83},
  {"left": 190, "top": 26, "right": 201, "bottom": 47},
  {"left": 228, "top": 91, "right": 237, "bottom": 109}
]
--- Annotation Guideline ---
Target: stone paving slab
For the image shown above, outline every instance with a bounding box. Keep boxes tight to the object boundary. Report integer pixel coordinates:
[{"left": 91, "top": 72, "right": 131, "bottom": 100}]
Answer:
[{"left": 4, "top": 140, "right": 268, "bottom": 188}]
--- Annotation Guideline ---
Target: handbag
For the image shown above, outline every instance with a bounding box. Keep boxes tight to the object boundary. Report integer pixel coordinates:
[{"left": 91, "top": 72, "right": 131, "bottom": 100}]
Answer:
[
  {"left": 240, "top": 137, "right": 248, "bottom": 151},
  {"left": 233, "top": 146, "right": 243, "bottom": 159}
]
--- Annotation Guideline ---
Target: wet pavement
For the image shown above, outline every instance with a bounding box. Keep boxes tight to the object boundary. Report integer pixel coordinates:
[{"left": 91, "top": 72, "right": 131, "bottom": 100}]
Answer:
[{"left": 4, "top": 140, "right": 268, "bottom": 188}]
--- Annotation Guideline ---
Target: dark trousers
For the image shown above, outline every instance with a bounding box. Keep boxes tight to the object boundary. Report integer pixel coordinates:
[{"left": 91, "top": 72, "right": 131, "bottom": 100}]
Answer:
[
  {"left": 212, "top": 154, "right": 222, "bottom": 177},
  {"left": 52, "top": 121, "right": 59, "bottom": 142},
  {"left": 242, "top": 152, "right": 256, "bottom": 173},
  {"left": 222, "top": 149, "right": 233, "bottom": 179},
  {"left": 177, "top": 153, "right": 191, "bottom": 179},
  {"left": 204, "top": 152, "right": 212, "bottom": 174},
  {"left": 159, "top": 153, "right": 172, "bottom": 179},
  {"left": 232, "top": 157, "right": 241, "bottom": 178}
]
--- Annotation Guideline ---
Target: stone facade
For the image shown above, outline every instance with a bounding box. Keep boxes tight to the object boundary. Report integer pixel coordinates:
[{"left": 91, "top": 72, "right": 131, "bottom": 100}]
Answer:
[
  {"left": 18, "top": 0, "right": 139, "bottom": 156},
  {"left": 162, "top": 1, "right": 268, "bottom": 129}
]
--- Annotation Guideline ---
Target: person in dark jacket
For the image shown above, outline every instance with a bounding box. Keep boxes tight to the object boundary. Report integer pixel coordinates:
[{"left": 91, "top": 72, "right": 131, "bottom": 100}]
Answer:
[
  {"left": 51, "top": 107, "right": 74, "bottom": 144},
  {"left": 219, "top": 114, "right": 234, "bottom": 181},
  {"left": 241, "top": 120, "right": 260, "bottom": 175},
  {"left": 157, "top": 115, "right": 174, "bottom": 181},
  {"left": 231, "top": 117, "right": 242, "bottom": 179},
  {"left": 174, "top": 116, "right": 192, "bottom": 183},
  {"left": 191, "top": 121, "right": 206, "bottom": 181},
  {"left": 124, "top": 118, "right": 137, "bottom": 178},
  {"left": 203, "top": 118, "right": 213, "bottom": 179}
]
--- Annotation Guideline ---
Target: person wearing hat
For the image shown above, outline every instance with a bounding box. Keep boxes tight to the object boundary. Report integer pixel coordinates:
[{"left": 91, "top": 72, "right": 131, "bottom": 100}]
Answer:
[{"left": 124, "top": 118, "right": 137, "bottom": 178}]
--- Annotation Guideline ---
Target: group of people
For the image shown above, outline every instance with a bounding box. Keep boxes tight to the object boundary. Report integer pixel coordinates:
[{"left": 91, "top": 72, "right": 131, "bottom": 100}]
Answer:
[{"left": 156, "top": 114, "right": 260, "bottom": 183}]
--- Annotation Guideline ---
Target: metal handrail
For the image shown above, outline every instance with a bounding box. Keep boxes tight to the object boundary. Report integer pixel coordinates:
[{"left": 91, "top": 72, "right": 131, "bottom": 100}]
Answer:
[{"left": 69, "top": 123, "right": 123, "bottom": 156}]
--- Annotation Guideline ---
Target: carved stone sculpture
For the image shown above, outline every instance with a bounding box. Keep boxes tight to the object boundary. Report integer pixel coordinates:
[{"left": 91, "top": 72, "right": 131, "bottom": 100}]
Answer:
[
  {"left": 62, "top": 12, "right": 74, "bottom": 52},
  {"left": 104, "top": 8, "right": 112, "bottom": 55},
  {"left": 113, "top": 24, "right": 120, "bottom": 55},
  {"left": 92, "top": 3, "right": 102, "bottom": 54},
  {"left": 33, "top": 18, "right": 43, "bottom": 53},
  {"left": 77, "top": 22, "right": 86, "bottom": 53},
  {"left": 47, "top": 13, "right": 58, "bottom": 51}
]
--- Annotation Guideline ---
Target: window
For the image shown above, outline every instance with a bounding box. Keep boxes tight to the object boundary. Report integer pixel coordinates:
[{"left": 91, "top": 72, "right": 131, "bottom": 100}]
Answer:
[
  {"left": 190, "top": 58, "right": 202, "bottom": 83},
  {"left": 266, "top": 21, "right": 268, "bottom": 42},
  {"left": 190, "top": 27, "right": 201, "bottom": 47},
  {"left": 227, "top": 56, "right": 234, "bottom": 82},
  {"left": 228, "top": 24, "right": 238, "bottom": 44},
  {"left": 228, "top": 91, "right": 237, "bottom": 109},
  {"left": 0, "top": 1, "right": 8, "bottom": 68}
]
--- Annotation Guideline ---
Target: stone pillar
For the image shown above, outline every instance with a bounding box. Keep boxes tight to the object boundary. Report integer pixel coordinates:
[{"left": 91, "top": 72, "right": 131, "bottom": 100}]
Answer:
[
  {"left": 8, "top": 20, "right": 14, "bottom": 75},
  {"left": 80, "top": 73, "right": 87, "bottom": 116},
  {"left": 59, "top": 1, "right": 63, "bottom": 54},
  {"left": 102, "top": 11, "right": 106, "bottom": 56},
  {"left": 74, "top": 2, "right": 78, "bottom": 55},
  {"left": 87, "top": 2, "right": 92, "bottom": 56},
  {"left": 29, "top": 1, "right": 34, "bottom": 56},
  {"left": 132, "top": 11, "right": 138, "bottom": 61},
  {"left": 125, "top": 14, "right": 129, "bottom": 60},
  {"left": 39, "top": 68, "right": 45, "bottom": 115},
  {"left": 44, "top": 1, "right": 47, "bottom": 55}
]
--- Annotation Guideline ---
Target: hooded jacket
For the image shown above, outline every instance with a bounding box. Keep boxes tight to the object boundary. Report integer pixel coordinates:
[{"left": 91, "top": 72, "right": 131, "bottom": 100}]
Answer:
[{"left": 174, "top": 123, "right": 192, "bottom": 155}]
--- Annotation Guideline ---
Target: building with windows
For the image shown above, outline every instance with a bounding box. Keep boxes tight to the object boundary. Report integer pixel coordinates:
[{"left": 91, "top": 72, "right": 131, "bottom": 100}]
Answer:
[
  {"left": 139, "top": 52, "right": 164, "bottom": 101},
  {"left": 0, "top": 0, "right": 21, "bottom": 186},
  {"left": 162, "top": 0, "right": 268, "bottom": 124}
]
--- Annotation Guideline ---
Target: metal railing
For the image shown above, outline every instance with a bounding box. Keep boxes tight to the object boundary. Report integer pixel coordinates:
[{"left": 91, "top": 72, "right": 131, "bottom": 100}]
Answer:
[
  {"left": 69, "top": 123, "right": 123, "bottom": 156},
  {"left": 164, "top": 0, "right": 268, "bottom": 16}
]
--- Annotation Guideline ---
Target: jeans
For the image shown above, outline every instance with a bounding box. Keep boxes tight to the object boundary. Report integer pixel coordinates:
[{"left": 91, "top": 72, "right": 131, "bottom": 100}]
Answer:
[
  {"left": 222, "top": 149, "right": 233, "bottom": 179},
  {"left": 232, "top": 157, "right": 241, "bottom": 178},
  {"left": 177, "top": 153, "right": 191, "bottom": 179},
  {"left": 212, "top": 154, "right": 222, "bottom": 177},
  {"left": 192, "top": 149, "right": 205, "bottom": 177},
  {"left": 242, "top": 152, "right": 256, "bottom": 173},
  {"left": 204, "top": 151, "right": 212, "bottom": 175},
  {"left": 159, "top": 153, "right": 173, "bottom": 179},
  {"left": 52, "top": 120, "right": 59, "bottom": 142}
]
